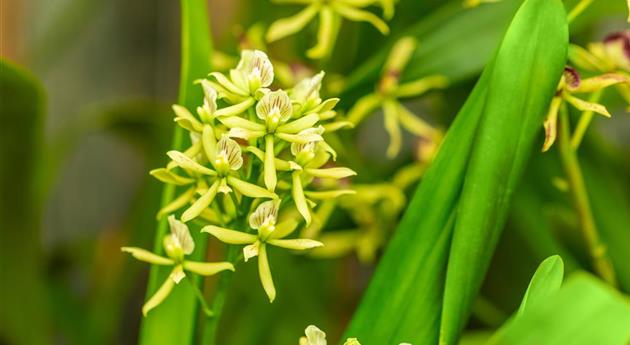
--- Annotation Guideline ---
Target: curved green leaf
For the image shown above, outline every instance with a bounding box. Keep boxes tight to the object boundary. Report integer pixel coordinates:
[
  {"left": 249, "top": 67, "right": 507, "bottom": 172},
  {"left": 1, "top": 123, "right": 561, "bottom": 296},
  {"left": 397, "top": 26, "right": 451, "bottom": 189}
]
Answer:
[
  {"left": 516, "top": 255, "right": 564, "bottom": 316},
  {"left": 439, "top": 0, "right": 568, "bottom": 343},
  {"left": 488, "top": 273, "right": 630, "bottom": 345},
  {"left": 344, "top": 0, "right": 567, "bottom": 343}
]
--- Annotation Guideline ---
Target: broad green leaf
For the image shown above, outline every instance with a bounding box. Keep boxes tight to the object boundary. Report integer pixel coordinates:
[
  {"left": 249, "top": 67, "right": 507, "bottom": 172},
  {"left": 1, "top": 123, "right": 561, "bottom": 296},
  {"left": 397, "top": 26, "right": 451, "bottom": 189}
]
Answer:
[
  {"left": 440, "top": 0, "right": 568, "bottom": 343},
  {"left": 138, "top": 0, "right": 212, "bottom": 344},
  {"left": 0, "top": 60, "right": 51, "bottom": 345},
  {"left": 487, "top": 273, "right": 630, "bottom": 345},
  {"left": 344, "top": 0, "right": 567, "bottom": 343},
  {"left": 343, "top": 42, "right": 494, "bottom": 345},
  {"left": 516, "top": 255, "right": 564, "bottom": 316}
]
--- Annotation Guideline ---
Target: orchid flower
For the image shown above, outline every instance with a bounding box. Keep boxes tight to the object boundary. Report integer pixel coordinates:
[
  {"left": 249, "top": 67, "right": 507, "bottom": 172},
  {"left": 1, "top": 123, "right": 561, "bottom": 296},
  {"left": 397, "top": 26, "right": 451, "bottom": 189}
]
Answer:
[
  {"left": 347, "top": 37, "right": 448, "bottom": 158},
  {"left": 202, "top": 200, "right": 323, "bottom": 302},
  {"left": 122, "top": 216, "right": 234, "bottom": 315},
  {"left": 266, "top": 0, "right": 392, "bottom": 59}
]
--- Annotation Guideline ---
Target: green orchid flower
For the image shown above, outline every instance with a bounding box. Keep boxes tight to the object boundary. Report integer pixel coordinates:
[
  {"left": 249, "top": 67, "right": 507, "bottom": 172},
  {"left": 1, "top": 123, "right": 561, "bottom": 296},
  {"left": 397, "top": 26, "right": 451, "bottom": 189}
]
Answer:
[
  {"left": 157, "top": 135, "right": 277, "bottom": 222},
  {"left": 347, "top": 36, "right": 448, "bottom": 158},
  {"left": 121, "top": 216, "right": 234, "bottom": 316},
  {"left": 542, "top": 66, "right": 629, "bottom": 152},
  {"left": 208, "top": 49, "right": 275, "bottom": 106},
  {"left": 218, "top": 89, "right": 325, "bottom": 191},
  {"left": 266, "top": 0, "right": 392, "bottom": 59},
  {"left": 202, "top": 200, "right": 323, "bottom": 302}
]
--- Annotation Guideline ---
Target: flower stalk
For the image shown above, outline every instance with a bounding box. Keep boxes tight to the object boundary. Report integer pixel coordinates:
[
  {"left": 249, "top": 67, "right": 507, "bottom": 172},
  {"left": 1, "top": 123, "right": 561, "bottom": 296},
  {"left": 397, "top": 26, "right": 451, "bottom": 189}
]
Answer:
[{"left": 557, "top": 104, "right": 617, "bottom": 287}]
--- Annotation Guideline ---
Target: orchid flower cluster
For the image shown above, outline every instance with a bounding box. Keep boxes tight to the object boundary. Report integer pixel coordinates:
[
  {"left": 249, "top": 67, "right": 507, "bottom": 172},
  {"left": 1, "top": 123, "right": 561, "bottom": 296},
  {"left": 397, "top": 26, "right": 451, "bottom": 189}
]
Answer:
[
  {"left": 123, "top": 49, "right": 357, "bottom": 312},
  {"left": 299, "top": 325, "right": 412, "bottom": 345},
  {"left": 543, "top": 31, "right": 630, "bottom": 152}
]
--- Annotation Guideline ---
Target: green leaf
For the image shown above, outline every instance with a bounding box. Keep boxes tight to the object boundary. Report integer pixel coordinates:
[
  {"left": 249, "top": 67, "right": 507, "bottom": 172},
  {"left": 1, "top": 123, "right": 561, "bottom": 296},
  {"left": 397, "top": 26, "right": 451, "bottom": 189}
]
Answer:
[
  {"left": 137, "top": 0, "right": 212, "bottom": 344},
  {"left": 344, "top": 0, "right": 568, "bottom": 343},
  {"left": 0, "top": 60, "right": 51, "bottom": 345},
  {"left": 516, "top": 255, "right": 564, "bottom": 316},
  {"left": 487, "top": 273, "right": 630, "bottom": 345},
  {"left": 440, "top": 0, "right": 568, "bottom": 343}
]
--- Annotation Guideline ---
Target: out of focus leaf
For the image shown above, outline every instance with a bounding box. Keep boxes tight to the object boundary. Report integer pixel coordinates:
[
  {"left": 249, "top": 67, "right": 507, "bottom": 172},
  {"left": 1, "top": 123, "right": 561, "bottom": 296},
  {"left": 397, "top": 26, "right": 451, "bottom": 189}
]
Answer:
[
  {"left": 0, "top": 60, "right": 51, "bottom": 344},
  {"left": 488, "top": 273, "right": 630, "bottom": 345},
  {"left": 344, "top": 0, "right": 567, "bottom": 344},
  {"left": 137, "top": 0, "right": 212, "bottom": 344},
  {"left": 582, "top": 137, "right": 630, "bottom": 293}
]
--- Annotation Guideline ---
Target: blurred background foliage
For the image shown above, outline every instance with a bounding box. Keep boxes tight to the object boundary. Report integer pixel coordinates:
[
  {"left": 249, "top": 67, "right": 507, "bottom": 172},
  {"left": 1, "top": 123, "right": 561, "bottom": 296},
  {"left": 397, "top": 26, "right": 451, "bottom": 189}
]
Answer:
[{"left": 0, "top": 0, "right": 628, "bottom": 344}]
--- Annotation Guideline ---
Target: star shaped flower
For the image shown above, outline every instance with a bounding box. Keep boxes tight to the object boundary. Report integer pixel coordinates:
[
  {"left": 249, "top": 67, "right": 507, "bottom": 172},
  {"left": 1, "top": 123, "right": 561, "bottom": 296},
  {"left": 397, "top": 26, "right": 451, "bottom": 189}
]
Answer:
[
  {"left": 347, "top": 36, "right": 448, "bottom": 158},
  {"left": 266, "top": 0, "right": 391, "bottom": 59},
  {"left": 542, "top": 66, "right": 629, "bottom": 152},
  {"left": 122, "top": 216, "right": 234, "bottom": 315},
  {"left": 202, "top": 200, "right": 323, "bottom": 302}
]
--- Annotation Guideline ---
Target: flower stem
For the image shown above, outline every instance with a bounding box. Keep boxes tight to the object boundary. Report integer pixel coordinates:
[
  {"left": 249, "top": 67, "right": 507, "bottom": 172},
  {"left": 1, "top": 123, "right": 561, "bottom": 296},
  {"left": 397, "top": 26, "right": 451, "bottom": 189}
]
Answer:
[
  {"left": 185, "top": 274, "right": 213, "bottom": 317},
  {"left": 200, "top": 244, "right": 241, "bottom": 345},
  {"left": 570, "top": 90, "right": 602, "bottom": 149},
  {"left": 567, "top": 0, "right": 594, "bottom": 23},
  {"left": 558, "top": 104, "right": 617, "bottom": 286}
]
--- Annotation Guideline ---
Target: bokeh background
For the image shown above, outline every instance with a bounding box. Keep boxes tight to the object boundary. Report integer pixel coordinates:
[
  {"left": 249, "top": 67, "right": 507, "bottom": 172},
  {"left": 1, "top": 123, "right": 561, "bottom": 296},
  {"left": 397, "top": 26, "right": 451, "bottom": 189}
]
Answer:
[{"left": 1, "top": 0, "right": 629, "bottom": 344}]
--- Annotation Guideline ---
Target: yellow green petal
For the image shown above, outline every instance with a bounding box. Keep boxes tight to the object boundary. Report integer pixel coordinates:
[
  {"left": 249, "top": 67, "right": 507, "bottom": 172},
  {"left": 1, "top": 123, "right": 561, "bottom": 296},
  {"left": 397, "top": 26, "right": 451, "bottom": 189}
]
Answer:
[
  {"left": 383, "top": 99, "right": 402, "bottom": 158},
  {"left": 394, "top": 75, "right": 449, "bottom": 98},
  {"left": 201, "top": 225, "right": 258, "bottom": 244},
  {"left": 542, "top": 97, "right": 562, "bottom": 152},
  {"left": 257, "top": 243, "right": 276, "bottom": 303},
  {"left": 347, "top": 93, "right": 382, "bottom": 125},
  {"left": 121, "top": 247, "right": 174, "bottom": 265},
  {"left": 305, "top": 167, "right": 356, "bottom": 179},
  {"left": 266, "top": 4, "right": 320, "bottom": 42},
  {"left": 307, "top": 7, "right": 339, "bottom": 59},
  {"left": 292, "top": 171, "right": 312, "bottom": 225},
  {"left": 142, "top": 273, "right": 176, "bottom": 316},
  {"left": 227, "top": 176, "right": 277, "bottom": 199},
  {"left": 156, "top": 186, "right": 196, "bottom": 219},
  {"left": 167, "top": 150, "right": 217, "bottom": 175},
  {"left": 150, "top": 168, "right": 194, "bottom": 185},
  {"left": 332, "top": 2, "right": 389, "bottom": 35},
  {"left": 267, "top": 238, "right": 324, "bottom": 250},
  {"left": 181, "top": 180, "right": 220, "bottom": 222},
  {"left": 183, "top": 261, "right": 235, "bottom": 276},
  {"left": 564, "top": 94, "right": 611, "bottom": 118}
]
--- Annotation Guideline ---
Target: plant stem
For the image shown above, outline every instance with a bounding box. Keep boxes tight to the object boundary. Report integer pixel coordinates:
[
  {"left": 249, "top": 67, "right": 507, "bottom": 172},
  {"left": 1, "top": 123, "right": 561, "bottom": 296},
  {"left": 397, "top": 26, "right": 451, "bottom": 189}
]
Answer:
[
  {"left": 567, "top": 0, "right": 594, "bottom": 23},
  {"left": 557, "top": 104, "right": 617, "bottom": 286},
  {"left": 201, "top": 244, "right": 241, "bottom": 345},
  {"left": 570, "top": 90, "right": 602, "bottom": 149},
  {"left": 185, "top": 274, "right": 213, "bottom": 317}
]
